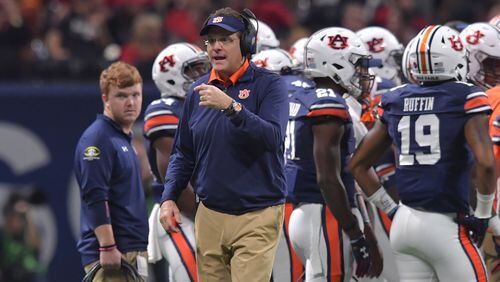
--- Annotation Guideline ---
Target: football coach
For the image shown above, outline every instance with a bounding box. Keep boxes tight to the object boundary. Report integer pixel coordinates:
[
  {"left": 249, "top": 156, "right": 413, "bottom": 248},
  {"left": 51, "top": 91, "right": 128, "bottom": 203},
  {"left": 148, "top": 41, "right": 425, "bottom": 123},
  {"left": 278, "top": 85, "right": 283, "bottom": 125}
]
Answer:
[{"left": 158, "top": 7, "right": 289, "bottom": 282}]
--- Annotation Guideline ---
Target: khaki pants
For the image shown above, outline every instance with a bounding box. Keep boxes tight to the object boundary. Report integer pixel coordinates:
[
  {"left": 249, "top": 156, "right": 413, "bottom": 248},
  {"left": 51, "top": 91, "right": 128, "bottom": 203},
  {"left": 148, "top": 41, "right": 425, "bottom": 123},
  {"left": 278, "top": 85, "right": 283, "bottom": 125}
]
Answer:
[
  {"left": 483, "top": 232, "right": 500, "bottom": 281},
  {"left": 84, "top": 251, "right": 148, "bottom": 282},
  {"left": 195, "top": 202, "right": 284, "bottom": 282}
]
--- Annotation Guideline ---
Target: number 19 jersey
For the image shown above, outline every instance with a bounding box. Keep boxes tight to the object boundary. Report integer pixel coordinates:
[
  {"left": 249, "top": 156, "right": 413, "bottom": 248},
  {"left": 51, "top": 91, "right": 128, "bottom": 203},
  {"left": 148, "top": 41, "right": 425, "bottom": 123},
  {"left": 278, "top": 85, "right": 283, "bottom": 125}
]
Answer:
[
  {"left": 379, "top": 81, "right": 491, "bottom": 213},
  {"left": 284, "top": 75, "right": 356, "bottom": 205}
]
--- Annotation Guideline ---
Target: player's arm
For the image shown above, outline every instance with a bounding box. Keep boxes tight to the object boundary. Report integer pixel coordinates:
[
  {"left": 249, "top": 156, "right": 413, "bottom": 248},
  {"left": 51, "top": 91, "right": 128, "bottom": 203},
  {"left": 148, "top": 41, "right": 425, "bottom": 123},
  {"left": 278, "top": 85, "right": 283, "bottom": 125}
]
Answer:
[
  {"left": 153, "top": 137, "right": 174, "bottom": 181},
  {"left": 153, "top": 137, "right": 196, "bottom": 220},
  {"left": 312, "top": 118, "right": 361, "bottom": 237},
  {"left": 348, "top": 120, "right": 398, "bottom": 218},
  {"left": 312, "top": 117, "right": 380, "bottom": 277},
  {"left": 465, "top": 114, "right": 496, "bottom": 215},
  {"left": 348, "top": 120, "right": 392, "bottom": 195}
]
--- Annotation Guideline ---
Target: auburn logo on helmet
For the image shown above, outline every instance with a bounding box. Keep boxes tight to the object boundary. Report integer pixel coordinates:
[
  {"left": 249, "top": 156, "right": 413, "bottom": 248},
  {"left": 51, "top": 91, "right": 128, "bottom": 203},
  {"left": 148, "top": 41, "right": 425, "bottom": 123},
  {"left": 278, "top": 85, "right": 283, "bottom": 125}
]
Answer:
[
  {"left": 253, "top": 58, "right": 269, "bottom": 68},
  {"left": 159, "top": 55, "right": 176, "bottom": 72},
  {"left": 466, "top": 30, "right": 485, "bottom": 45},
  {"left": 367, "top": 38, "right": 385, "bottom": 53},
  {"left": 447, "top": 35, "right": 464, "bottom": 51},
  {"left": 328, "top": 34, "right": 349, "bottom": 50}
]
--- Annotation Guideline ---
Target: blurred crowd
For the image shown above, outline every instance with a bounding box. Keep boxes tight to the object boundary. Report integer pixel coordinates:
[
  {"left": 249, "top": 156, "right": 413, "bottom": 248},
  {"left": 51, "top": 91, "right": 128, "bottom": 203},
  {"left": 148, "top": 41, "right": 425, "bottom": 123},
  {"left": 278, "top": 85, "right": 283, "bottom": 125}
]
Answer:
[{"left": 0, "top": 0, "right": 499, "bottom": 81}]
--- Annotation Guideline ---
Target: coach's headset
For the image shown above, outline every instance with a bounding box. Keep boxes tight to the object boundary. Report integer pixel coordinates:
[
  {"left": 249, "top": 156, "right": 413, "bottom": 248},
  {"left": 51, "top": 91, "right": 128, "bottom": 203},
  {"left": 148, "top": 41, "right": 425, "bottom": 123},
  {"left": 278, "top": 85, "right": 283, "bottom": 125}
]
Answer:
[{"left": 201, "top": 9, "right": 259, "bottom": 57}]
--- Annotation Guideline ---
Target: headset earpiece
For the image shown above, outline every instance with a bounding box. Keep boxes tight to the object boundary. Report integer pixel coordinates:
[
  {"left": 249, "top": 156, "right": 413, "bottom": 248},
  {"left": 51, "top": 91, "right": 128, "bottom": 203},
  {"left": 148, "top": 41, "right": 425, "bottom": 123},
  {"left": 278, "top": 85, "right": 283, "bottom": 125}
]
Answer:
[{"left": 239, "top": 9, "right": 258, "bottom": 57}]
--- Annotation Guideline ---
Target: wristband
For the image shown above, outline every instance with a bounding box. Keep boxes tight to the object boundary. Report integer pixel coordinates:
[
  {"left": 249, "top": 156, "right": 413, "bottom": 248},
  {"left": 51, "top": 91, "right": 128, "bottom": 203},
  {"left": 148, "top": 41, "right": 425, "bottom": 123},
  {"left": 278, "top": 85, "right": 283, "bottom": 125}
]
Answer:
[
  {"left": 98, "top": 244, "right": 116, "bottom": 252},
  {"left": 475, "top": 192, "right": 495, "bottom": 219},
  {"left": 367, "top": 186, "right": 398, "bottom": 215}
]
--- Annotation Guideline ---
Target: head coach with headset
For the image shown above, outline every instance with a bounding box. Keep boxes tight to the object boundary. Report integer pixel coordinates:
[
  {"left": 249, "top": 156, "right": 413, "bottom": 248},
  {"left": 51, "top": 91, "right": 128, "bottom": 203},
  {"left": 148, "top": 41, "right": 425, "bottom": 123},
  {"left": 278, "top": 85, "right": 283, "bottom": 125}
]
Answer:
[{"left": 158, "top": 7, "right": 289, "bottom": 282}]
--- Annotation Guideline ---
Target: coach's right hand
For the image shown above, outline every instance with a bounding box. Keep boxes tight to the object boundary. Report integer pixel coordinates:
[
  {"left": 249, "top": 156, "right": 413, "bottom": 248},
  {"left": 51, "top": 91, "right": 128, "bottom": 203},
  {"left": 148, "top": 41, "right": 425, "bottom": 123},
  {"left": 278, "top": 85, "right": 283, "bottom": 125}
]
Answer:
[
  {"left": 100, "top": 247, "right": 122, "bottom": 270},
  {"left": 160, "top": 200, "right": 182, "bottom": 233}
]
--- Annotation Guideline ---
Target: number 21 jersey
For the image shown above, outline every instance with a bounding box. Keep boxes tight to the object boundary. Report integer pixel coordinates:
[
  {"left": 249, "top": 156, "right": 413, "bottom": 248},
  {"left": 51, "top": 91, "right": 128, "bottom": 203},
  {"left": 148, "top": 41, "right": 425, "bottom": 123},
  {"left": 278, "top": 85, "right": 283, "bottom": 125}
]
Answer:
[
  {"left": 284, "top": 75, "right": 355, "bottom": 205},
  {"left": 379, "top": 81, "right": 491, "bottom": 213}
]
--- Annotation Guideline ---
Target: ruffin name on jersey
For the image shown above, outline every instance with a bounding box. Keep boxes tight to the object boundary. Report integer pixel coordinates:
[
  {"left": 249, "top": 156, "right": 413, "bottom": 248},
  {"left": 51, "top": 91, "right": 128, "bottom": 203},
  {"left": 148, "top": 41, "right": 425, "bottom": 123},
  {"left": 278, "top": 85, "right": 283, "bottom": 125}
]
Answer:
[{"left": 403, "top": 97, "right": 435, "bottom": 112}]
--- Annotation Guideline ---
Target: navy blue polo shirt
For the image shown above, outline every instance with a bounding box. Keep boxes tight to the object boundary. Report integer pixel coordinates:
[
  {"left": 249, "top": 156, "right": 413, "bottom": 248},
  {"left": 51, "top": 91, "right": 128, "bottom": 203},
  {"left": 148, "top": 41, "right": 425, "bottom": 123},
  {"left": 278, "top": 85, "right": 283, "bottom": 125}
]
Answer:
[
  {"left": 161, "top": 61, "right": 289, "bottom": 214},
  {"left": 74, "top": 115, "right": 148, "bottom": 266}
]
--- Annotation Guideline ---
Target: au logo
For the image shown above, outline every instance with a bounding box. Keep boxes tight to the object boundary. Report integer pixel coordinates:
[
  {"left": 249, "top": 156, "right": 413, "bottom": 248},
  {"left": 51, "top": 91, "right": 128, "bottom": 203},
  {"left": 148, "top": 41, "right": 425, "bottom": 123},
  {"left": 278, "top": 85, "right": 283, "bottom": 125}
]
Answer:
[
  {"left": 328, "top": 34, "right": 349, "bottom": 50},
  {"left": 253, "top": 58, "right": 269, "bottom": 68},
  {"left": 213, "top": 16, "right": 223, "bottom": 23},
  {"left": 466, "top": 30, "right": 484, "bottom": 45},
  {"left": 83, "top": 146, "right": 100, "bottom": 161},
  {"left": 159, "top": 55, "right": 175, "bottom": 72},
  {"left": 367, "top": 38, "right": 385, "bottom": 53},
  {"left": 447, "top": 35, "right": 463, "bottom": 51},
  {"left": 239, "top": 89, "right": 251, "bottom": 99}
]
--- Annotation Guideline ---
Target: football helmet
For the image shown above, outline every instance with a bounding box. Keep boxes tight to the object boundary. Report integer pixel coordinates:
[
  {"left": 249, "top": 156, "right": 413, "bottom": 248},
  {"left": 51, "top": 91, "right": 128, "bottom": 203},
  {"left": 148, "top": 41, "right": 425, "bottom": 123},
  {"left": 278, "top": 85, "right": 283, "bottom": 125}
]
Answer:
[
  {"left": 152, "top": 42, "right": 210, "bottom": 98},
  {"left": 356, "top": 26, "right": 404, "bottom": 83},
  {"left": 490, "top": 15, "right": 500, "bottom": 30},
  {"left": 251, "top": 48, "right": 294, "bottom": 73},
  {"left": 401, "top": 38, "right": 418, "bottom": 84},
  {"left": 250, "top": 19, "right": 280, "bottom": 52},
  {"left": 407, "top": 25, "right": 467, "bottom": 82},
  {"left": 289, "top": 37, "right": 308, "bottom": 68},
  {"left": 305, "top": 27, "right": 374, "bottom": 97},
  {"left": 460, "top": 22, "right": 500, "bottom": 89}
]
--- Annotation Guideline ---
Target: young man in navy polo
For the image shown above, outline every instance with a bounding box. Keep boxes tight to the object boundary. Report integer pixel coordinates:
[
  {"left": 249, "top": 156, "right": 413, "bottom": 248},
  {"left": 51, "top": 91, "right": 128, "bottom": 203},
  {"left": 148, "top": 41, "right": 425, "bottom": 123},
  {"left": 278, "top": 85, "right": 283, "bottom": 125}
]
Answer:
[
  {"left": 74, "top": 62, "right": 149, "bottom": 281},
  {"left": 158, "top": 7, "right": 289, "bottom": 282}
]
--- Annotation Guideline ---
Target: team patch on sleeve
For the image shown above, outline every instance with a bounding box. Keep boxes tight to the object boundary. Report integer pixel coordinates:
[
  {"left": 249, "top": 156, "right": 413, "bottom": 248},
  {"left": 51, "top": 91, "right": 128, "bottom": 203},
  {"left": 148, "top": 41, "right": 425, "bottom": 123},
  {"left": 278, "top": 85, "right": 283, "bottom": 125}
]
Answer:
[
  {"left": 144, "top": 110, "right": 179, "bottom": 137},
  {"left": 83, "top": 146, "right": 100, "bottom": 161},
  {"left": 464, "top": 92, "right": 491, "bottom": 114},
  {"left": 307, "top": 102, "right": 349, "bottom": 120}
]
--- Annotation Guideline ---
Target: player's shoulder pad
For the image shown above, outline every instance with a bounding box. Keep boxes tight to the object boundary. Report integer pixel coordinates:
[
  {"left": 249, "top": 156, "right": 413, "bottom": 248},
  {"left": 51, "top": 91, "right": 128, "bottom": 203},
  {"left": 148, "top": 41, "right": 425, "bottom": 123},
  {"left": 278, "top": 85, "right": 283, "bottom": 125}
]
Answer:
[{"left": 306, "top": 88, "right": 350, "bottom": 120}]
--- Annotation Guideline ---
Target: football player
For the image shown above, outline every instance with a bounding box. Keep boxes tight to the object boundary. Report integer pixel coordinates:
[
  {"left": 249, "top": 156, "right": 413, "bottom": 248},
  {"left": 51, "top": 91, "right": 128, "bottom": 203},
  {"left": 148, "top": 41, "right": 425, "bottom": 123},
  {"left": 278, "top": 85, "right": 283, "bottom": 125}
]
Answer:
[
  {"left": 289, "top": 37, "right": 308, "bottom": 69},
  {"left": 250, "top": 19, "right": 280, "bottom": 53},
  {"left": 252, "top": 48, "right": 306, "bottom": 282},
  {"left": 349, "top": 25, "right": 497, "bottom": 281},
  {"left": 286, "top": 27, "right": 383, "bottom": 281},
  {"left": 145, "top": 42, "right": 210, "bottom": 282},
  {"left": 461, "top": 22, "right": 500, "bottom": 280}
]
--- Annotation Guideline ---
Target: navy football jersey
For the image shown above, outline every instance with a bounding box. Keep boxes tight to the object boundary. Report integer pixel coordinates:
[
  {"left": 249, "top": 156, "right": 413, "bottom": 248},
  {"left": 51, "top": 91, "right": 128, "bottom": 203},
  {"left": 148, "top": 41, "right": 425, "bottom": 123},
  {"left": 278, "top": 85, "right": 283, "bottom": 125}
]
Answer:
[
  {"left": 379, "top": 81, "right": 491, "bottom": 213},
  {"left": 143, "top": 97, "right": 184, "bottom": 185},
  {"left": 283, "top": 74, "right": 356, "bottom": 205}
]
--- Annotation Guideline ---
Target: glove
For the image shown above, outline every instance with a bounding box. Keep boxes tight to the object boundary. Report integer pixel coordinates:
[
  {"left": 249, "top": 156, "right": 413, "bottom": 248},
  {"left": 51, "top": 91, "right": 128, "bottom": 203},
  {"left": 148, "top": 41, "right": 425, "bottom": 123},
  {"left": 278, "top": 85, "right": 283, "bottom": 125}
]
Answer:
[
  {"left": 350, "top": 235, "right": 371, "bottom": 278},
  {"left": 456, "top": 214, "right": 489, "bottom": 246}
]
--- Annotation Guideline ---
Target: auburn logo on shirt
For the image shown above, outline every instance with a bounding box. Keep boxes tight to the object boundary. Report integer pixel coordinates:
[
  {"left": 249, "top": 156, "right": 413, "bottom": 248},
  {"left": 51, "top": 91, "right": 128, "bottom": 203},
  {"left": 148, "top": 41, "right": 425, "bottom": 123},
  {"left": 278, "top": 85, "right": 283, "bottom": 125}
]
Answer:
[
  {"left": 328, "top": 34, "right": 349, "bottom": 50},
  {"left": 239, "top": 89, "right": 251, "bottom": 99},
  {"left": 159, "top": 55, "right": 176, "bottom": 72}
]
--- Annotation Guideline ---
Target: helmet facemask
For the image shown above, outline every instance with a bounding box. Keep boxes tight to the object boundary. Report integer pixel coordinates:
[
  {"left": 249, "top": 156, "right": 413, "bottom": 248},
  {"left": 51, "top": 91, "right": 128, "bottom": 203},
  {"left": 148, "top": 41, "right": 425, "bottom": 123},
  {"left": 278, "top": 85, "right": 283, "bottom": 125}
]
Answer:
[
  {"left": 474, "top": 53, "right": 500, "bottom": 89},
  {"left": 181, "top": 56, "right": 211, "bottom": 92}
]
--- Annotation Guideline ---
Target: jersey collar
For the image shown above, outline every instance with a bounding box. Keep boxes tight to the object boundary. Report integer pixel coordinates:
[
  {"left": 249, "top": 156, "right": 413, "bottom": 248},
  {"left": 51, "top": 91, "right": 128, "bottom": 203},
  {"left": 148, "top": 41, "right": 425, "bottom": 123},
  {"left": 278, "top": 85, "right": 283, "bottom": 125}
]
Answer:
[{"left": 208, "top": 59, "right": 251, "bottom": 87}]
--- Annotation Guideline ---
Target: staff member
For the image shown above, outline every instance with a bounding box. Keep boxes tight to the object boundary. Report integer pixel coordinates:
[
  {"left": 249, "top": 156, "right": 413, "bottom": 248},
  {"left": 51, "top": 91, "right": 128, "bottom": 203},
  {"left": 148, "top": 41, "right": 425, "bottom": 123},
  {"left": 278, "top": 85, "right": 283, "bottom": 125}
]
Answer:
[
  {"left": 75, "top": 62, "right": 149, "bottom": 281},
  {"left": 159, "top": 7, "right": 289, "bottom": 282}
]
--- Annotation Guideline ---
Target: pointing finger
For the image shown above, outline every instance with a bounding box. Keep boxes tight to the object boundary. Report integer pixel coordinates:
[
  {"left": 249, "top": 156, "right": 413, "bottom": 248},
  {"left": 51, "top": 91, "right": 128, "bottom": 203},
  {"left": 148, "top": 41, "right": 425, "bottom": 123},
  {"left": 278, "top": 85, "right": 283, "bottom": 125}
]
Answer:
[{"left": 194, "top": 83, "right": 208, "bottom": 92}]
